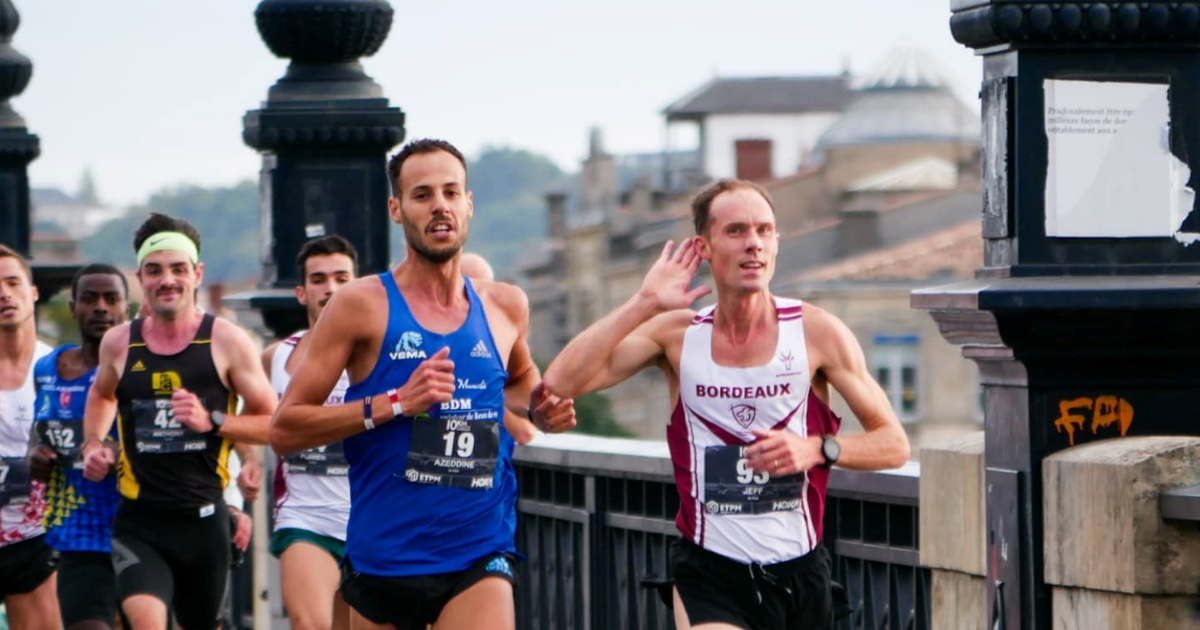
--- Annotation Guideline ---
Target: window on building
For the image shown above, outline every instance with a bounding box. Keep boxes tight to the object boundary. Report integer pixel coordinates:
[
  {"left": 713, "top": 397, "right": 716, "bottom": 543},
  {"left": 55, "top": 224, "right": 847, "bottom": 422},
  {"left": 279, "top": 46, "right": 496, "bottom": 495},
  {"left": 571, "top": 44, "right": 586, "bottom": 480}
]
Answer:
[{"left": 872, "top": 334, "right": 921, "bottom": 423}]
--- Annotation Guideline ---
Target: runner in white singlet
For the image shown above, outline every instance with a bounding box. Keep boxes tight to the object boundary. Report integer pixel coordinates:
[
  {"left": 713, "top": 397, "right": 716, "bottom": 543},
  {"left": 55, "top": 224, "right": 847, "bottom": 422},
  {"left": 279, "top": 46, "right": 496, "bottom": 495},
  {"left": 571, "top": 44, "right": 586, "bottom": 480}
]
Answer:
[
  {"left": 261, "top": 235, "right": 357, "bottom": 630},
  {"left": 0, "top": 246, "right": 60, "bottom": 630},
  {"left": 544, "top": 179, "right": 911, "bottom": 630}
]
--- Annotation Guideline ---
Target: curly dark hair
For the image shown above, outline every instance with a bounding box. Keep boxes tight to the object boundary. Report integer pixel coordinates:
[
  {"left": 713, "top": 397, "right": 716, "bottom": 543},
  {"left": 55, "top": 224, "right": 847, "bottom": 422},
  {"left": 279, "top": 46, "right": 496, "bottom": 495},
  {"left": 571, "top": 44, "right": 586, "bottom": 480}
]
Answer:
[{"left": 132, "top": 212, "right": 202, "bottom": 255}]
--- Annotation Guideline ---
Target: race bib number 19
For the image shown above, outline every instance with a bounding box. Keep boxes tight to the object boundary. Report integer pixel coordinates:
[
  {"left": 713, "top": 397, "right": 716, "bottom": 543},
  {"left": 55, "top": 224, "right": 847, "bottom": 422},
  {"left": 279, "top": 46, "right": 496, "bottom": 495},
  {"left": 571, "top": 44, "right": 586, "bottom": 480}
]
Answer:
[
  {"left": 403, "top": 417, "right": 500, "bottom": 490},
  {"left": 703, "top": 445, "right": 806, "bottom": 515}
]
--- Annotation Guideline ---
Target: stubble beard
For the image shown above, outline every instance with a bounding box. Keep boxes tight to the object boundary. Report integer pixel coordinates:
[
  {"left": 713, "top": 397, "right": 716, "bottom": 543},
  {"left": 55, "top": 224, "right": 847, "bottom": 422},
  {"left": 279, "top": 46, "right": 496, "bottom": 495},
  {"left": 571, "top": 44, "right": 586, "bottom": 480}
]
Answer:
[{"left": 401, "top": 212, "right": 467, "bottom": 264}]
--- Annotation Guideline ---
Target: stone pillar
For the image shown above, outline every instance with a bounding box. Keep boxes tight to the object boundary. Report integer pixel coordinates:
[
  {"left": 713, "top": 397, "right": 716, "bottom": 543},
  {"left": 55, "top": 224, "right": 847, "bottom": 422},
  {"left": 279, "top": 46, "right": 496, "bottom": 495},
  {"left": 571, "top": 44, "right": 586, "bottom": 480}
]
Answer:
[
  {"left": 915, "top": 3, "right": 1200, "bottom": 628},
  {"left": 0, "top": 0, "right": 76, "bottom": 298},
  {"left": 919, "top": 432, "right": 987, "bottom": 630},
  {"left": 1044, "top": 437, "right": 1200, "bottom": 629},
  {"left": 235, "top": 0, "right": 405, "bottom": 339}
]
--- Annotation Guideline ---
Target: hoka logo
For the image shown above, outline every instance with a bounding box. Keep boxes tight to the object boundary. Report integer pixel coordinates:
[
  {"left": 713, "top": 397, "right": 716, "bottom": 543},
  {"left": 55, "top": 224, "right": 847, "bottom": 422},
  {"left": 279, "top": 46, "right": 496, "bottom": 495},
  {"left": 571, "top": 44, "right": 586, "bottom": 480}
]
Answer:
[{"left": 389, "top": 331, "right": 427, "bottom": 361}]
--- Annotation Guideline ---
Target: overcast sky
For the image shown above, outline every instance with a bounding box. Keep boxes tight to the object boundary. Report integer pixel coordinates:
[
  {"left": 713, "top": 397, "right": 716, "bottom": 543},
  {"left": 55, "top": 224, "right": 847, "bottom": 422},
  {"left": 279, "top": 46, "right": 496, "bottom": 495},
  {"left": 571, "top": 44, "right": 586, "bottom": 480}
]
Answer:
[{"left": 16, "top": 0, "right": 981, "bottom": 207}]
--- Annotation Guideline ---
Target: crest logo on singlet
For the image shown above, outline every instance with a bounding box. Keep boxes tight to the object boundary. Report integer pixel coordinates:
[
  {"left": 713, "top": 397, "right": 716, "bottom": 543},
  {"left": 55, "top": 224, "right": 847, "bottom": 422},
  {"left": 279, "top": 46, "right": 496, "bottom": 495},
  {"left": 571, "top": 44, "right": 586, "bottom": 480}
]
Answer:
[
  {"left": 731, "top": 404, "right": 756, "bottom": 428},
  {"left": 780, "top": 352, "right": 795, "bottom": 371},
  {"left": 38, "top": 394, "right": 50, "bottom": 415},
  {"left": 152, "top": 371, "right": 181, "bottom": 395},
  {"left": 389, "top": 331, "right": 427, "bottom": 361},
  {"left": 59, "top": 390, "right": 71, "bottom": 408}
]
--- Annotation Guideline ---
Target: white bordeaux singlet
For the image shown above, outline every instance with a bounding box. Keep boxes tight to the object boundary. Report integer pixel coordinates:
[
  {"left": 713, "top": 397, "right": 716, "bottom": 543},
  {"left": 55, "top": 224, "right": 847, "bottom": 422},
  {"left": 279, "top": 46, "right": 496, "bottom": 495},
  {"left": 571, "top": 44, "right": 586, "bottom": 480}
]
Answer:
[
  {"left": 271, "top": 331, "right": 351, "bottom": 540},
  {"left": 667, "top": 298, "right": 840, "bottom": 565}
]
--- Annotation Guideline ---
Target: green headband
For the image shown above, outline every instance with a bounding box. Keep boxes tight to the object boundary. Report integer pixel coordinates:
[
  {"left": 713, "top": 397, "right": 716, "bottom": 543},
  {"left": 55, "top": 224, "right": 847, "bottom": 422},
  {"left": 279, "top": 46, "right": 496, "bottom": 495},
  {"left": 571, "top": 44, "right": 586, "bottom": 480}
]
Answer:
[{"left": 137, "top": 232, "right": 199, "bottom": 267}]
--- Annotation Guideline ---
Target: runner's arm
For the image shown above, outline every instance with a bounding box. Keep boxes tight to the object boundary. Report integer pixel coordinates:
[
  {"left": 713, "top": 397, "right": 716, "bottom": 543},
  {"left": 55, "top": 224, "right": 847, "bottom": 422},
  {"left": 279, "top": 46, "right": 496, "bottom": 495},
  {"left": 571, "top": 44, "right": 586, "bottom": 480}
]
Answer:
[
  {"left": 271, "top": 281, "right": 401, "bottom": 455},
  {"left": 808, "top": 306, "right": 910, "bottom": 470},
  {"left": 500, "top": 284, "right": 574, "bottom": 435},
  {"left": 212, "top": 322, "right": 276, "bottom": 445},
  {"left": 82, "top": 325, "right": 125, "bottom": 445},
  {"left": 542, "top": 296, "right": 673, "bottom": 399},
  {"left": 544, "top": 240, "right": 707, "bottom": 398},
  {"left": 234, "top": 442, "right": 262, "bottom": 503}
]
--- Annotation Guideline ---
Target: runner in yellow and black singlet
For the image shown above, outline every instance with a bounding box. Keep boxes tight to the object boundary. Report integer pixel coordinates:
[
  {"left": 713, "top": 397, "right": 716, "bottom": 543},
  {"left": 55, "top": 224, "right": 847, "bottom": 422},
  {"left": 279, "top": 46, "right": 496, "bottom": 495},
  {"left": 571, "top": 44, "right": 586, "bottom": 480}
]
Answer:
[
  {"left": 114, "top": 313, "right": 235, "bottom": 505},
  {"left": 82, "top": 212, "right": 276, "bottom": 630}
]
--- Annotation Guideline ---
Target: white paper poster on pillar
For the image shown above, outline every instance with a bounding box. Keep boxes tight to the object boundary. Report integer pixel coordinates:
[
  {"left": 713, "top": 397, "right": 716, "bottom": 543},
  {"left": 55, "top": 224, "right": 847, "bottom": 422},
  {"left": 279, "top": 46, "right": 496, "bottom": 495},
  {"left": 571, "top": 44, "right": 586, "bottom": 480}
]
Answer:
[{"left": 1043, "top": 78, "right": 1195, "bottom": 240}]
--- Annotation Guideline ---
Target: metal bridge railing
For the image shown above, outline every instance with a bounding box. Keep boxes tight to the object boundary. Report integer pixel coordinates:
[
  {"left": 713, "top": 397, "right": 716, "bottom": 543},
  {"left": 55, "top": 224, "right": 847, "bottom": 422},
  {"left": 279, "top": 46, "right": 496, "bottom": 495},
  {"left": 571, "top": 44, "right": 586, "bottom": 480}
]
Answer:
[{"left": 514, "top": 434, "right": 928, "bottom": 630}]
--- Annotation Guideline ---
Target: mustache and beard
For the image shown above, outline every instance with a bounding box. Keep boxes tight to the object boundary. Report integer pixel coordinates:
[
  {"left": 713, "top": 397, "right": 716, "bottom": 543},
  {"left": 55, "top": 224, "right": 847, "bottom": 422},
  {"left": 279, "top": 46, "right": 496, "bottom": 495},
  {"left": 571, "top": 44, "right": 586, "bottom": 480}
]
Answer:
[{"left": 400, "top": 209, "right": 467, "bottom": 264}]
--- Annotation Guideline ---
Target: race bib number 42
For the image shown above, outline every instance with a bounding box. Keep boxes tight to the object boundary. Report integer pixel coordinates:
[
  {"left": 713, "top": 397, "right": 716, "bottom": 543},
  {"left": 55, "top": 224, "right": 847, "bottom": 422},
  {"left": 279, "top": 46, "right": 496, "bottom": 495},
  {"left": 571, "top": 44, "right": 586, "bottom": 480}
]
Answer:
[
  {"left": 703, "top": 445, "right": 806, "bottom": 515},
  {"left": 132, "top": 398, "right": 209, "bottom": 454},
  {"left": 403, "top": 417, "right": 500, "bottom": 490}
]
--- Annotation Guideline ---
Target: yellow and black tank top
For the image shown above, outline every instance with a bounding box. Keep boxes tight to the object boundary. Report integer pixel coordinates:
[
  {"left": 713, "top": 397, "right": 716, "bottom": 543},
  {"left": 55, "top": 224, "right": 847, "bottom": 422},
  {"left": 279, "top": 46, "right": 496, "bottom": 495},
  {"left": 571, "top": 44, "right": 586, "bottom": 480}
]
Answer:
[{"left": 114, "top": 313, "right": 234, "bottom": 506}]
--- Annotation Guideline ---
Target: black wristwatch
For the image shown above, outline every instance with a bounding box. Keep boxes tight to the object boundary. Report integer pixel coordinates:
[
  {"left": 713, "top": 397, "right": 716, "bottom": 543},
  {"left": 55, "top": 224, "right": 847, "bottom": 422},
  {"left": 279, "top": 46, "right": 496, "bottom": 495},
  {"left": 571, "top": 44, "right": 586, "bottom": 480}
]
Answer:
[
  {"left": 208, "top": 410, "right": 227, "bottom": 435},
  {"left": 820, "top": 435, "right": 841, "bottom": 467}
]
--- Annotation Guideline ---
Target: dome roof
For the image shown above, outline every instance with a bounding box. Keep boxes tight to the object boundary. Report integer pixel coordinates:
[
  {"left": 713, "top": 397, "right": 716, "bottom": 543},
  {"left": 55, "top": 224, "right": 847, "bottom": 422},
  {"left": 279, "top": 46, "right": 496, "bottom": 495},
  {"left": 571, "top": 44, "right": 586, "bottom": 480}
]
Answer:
[{"left": 816, "top": 47, "right": 981, "bottom": 149}]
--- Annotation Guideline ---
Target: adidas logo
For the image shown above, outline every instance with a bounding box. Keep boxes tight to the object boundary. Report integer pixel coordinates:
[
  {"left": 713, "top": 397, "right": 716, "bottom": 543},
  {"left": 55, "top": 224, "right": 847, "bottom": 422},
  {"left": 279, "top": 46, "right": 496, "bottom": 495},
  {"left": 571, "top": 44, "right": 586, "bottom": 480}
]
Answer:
[
  {"left": 131, "top": 360, "right": 146, "bottom": 372},
  {"left": 470, "top": 340, "right": 491, "bottom": 359}
]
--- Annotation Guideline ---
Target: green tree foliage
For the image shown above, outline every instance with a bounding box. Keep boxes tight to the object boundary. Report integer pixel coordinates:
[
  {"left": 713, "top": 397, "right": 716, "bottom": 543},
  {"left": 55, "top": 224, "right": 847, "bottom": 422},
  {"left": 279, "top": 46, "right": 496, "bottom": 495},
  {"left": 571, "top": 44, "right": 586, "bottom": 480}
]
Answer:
[
  {"left": 82, "top": 146, "right": 561, "bottom": 284},
  {"left": 572, "top": 390, "right": 634, "bottom": 438},
  {"left": 531, "top": 359, "right": 632, "bottom": 438},
  {"left": 80, "top": 181, "right": 259, "bottom": 282}
]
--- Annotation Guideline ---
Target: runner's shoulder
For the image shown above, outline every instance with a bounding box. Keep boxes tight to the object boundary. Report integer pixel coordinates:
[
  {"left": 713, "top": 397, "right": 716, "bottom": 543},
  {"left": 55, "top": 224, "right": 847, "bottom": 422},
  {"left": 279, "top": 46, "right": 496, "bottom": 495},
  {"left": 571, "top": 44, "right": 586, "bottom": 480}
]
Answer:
[
  {"left": 474, "top": 280, "right": 528, "bottom": 321},
  {"left": 326, "top": 275, "right": 388, "bottom": 315},
  {"left": 100, "top": 322, "right": 132, "bottom": 351}
]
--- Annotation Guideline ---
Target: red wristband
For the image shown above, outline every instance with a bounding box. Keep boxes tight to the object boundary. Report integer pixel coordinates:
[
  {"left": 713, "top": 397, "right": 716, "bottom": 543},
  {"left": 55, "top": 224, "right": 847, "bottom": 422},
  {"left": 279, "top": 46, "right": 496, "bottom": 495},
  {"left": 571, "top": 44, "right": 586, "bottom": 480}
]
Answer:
[{"left": 386, "top": 388, "right": 404, "bottom": 417}]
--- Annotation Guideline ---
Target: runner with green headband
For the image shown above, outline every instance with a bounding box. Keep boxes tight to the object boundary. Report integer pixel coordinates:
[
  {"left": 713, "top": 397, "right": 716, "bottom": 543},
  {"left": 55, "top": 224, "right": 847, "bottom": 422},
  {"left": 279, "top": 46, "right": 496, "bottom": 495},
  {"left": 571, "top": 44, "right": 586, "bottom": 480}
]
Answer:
[{"left": 81, "top": 212, "right": 277, "bottom": 630}]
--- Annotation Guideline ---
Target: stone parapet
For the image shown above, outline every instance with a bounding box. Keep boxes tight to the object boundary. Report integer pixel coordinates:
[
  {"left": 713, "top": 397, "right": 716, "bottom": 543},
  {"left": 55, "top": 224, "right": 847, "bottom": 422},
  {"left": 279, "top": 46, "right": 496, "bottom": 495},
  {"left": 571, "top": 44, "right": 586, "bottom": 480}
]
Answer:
[
  {"left": 932, "top": 569, "right": 987, "bottom": 630},
  {"left": 1044, "top": 436, "right": 1200, "bottom": 595},
  {"left": 919, "top": 431, "right": 986, "bottom": 575},
  {"left": 1051, "top": 586, "right": 1200, "bottom": 630}
]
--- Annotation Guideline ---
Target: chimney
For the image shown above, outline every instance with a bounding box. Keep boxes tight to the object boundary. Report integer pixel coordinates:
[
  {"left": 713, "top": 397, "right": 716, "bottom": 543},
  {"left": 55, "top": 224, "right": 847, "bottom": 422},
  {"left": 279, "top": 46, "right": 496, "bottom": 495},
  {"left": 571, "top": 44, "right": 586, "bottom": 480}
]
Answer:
[
  {"left": 628, "top": 177, "right": 652, "bottom": 222},
  {"left": 840, "top": 207, "right": 881, "bottom": 254},
  {"left": 545, "top": 192, "right": 568, "bottom": 239},
  {"left": 735, "top": 139, "right": 773, "bottom": 182}
]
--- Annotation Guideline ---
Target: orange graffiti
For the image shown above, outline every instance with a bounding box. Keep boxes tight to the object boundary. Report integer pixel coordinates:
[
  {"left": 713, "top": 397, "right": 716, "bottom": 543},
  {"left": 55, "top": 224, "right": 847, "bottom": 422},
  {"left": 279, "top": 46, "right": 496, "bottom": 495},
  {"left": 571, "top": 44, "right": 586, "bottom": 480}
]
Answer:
[{"left": 1053, "top": 396, "right": 1134, "bottom": 446}]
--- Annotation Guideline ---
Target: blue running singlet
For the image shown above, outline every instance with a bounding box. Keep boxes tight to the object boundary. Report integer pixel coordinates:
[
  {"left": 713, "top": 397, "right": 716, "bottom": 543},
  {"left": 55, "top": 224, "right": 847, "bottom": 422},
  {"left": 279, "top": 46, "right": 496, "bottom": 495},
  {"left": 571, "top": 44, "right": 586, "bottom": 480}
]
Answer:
[
  {"left": 33, "top": 346, "right": 121, "bottom": 552},
  {"left": 344, "top": 273, "right": 516, "bottom": 577}
]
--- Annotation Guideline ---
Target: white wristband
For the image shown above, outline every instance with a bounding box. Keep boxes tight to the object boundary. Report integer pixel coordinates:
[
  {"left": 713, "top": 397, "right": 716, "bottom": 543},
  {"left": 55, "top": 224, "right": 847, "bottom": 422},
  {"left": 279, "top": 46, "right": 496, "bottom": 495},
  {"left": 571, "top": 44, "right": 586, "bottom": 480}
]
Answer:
[{"left": 363, "top": 396, "right": 376, "bottom": 431}]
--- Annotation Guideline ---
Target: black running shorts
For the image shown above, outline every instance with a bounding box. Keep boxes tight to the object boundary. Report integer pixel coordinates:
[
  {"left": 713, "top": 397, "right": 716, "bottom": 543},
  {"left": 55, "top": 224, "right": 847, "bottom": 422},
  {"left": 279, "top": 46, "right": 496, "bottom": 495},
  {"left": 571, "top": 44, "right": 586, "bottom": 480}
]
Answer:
[
  {"left": 671, "top": 538, "right": 833, "bottom": 630},
  {"left": 111, "top": 500, "right": 231, "bottom": 630},
  {"left": 340, "top": 552, "right": 518, "bottom": 630},
  {"left": 58, "top": 551, "right": 118, "bottom": 627},
  {"left": 0, "top": 534, "right": 58, "bottom": 596}
]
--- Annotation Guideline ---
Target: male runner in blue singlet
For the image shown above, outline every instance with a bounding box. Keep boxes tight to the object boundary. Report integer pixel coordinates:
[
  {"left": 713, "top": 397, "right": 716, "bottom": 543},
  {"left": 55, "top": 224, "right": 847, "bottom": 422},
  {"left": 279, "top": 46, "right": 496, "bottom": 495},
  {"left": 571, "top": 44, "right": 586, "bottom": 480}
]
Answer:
[
  {"left": 271, "top": 138, "right": 576, "bottom": 630},
  {"left": 30, "top": 264, "right": 129, "bottom": 630}
]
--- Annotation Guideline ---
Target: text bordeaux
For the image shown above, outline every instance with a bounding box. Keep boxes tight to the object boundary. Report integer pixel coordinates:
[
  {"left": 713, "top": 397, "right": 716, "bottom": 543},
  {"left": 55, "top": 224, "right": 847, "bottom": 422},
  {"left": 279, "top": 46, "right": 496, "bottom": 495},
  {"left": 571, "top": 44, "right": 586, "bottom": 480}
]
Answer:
[{"left": 696, "top": 383, "right": 791, "bottom": 399}]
